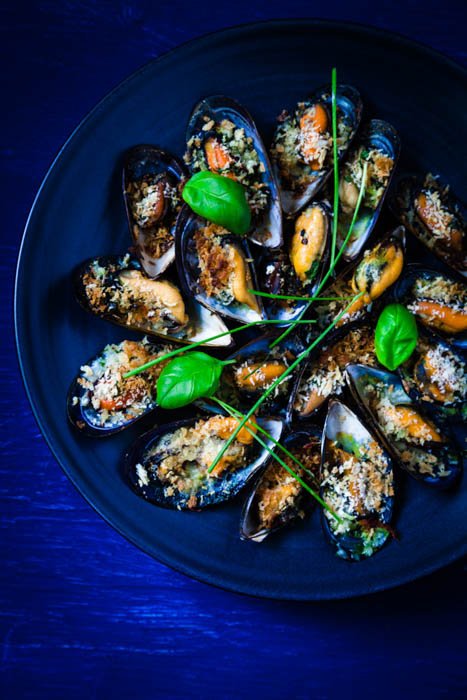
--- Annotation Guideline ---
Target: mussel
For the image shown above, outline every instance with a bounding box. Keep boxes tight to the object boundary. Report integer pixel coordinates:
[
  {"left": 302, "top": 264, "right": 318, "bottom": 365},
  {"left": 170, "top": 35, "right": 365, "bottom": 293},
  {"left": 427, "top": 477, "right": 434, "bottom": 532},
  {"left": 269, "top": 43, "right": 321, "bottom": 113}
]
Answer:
[
  {"left": 290, "top": 322, "right": 377, "bottom": 419},
  {"left": 398, "top": 330, "right": 466, "bottom": 408},
  {"left": 315, "top": 227, "right": 405, "bottom": 329},
  {"left": 123, "top": 145, "right": 186, "bottom": 278},
  {"left": 337, "top": 120, "right": 400, "bottom": 260},
  {"left": 346, "top": 364, "right": 462, "bottom": 488},
  {"left": 240, "top": 427, "right": 322, "bottom": 542},
  {"left": 175, "top": 207, "right": 265, "bottom": 323},
  {"left": 390, "top": 173, "right": 466, "bottom": 276},
  {"left": 321, "top": 400, "right": 394, "bottom": 561},
  {"left": 126, "top": 413, "right": 283, "bottom": 510},
  {"left": 67, "top": 338, "right": 172, "bottom": 436},
  {"left": 258, "top": 201, "right": 331, "bottom": 323},
  {"left": 184, "top": 95, "right": 282, "bottom": 247},
  {"left": 75, "top": 254, "right": 233, "bottom": 347},
  {"left": 393, "top": 266, "right": 467, "bottom": 347},
  {"left": 270, "top": 84, "right": 362, "bottom": 215}
]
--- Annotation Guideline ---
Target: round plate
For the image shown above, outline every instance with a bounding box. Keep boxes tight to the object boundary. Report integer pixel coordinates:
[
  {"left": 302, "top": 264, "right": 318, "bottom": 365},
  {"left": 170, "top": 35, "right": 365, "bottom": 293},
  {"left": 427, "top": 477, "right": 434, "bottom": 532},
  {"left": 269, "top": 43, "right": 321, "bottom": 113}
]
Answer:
[{"left": 15, "top": 20, "right": 466, "bottom": 599}]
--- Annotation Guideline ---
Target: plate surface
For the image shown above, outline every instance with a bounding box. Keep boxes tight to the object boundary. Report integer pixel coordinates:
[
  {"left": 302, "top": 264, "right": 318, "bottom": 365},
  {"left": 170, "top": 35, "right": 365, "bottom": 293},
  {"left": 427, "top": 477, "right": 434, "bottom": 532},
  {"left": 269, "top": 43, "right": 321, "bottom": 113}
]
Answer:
[{"left": 15, "top": 20, "right": 466, "bottom": 599}]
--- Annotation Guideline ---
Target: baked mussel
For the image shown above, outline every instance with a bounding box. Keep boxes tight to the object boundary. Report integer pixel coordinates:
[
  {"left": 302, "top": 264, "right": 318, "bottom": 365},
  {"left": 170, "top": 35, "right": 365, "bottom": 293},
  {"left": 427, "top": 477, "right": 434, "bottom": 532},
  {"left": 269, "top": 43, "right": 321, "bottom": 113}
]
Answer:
[
  {"left": 240, "top": 427, "right": 322, "bottom": 542},
  {"left": 315, "top": 226, "right": 405, "bottom": 329},
  {"left": 321, "top": 400, "right": 395, "bottom": 561},
  {"left": 398, "top": 330, "right": 466, "bottom": 409},
  {"left": 184, "top": 95, "right": 282, "bottom": 247},
  {"left": 258, "top": 201, "right": 331, "bottom": 323},
  {"left": 126, "top": 413, "right": 283, "bottom": 510},
  {"left": 67, "top": 338, "right": 173, "bottom": 436},
  {"left": 337, "top": 119, "right": 400, "bottom": 260},
  {"left": 75, "top": 254, "right": 233, "bottom": 347},
  {"left": 390, "top": 173, "right": 466, "bottom": 276},
  {"left": 175, "top": 207, "right": 265, "bottom": 323},
  {"left": 290, "top": 322, "right": 377, "bottom": 420},
  {"left": 393, "top": 266, "right": 467, "bottom": 348},
  {"left": 123, "top": 145, "right": 186, "bottom": 278},
  {"left": 270, "top": 84, "right": 362, "bottom": 215},
  {"left": 346, "top": 364, "right": 462, "bottom": 488}
]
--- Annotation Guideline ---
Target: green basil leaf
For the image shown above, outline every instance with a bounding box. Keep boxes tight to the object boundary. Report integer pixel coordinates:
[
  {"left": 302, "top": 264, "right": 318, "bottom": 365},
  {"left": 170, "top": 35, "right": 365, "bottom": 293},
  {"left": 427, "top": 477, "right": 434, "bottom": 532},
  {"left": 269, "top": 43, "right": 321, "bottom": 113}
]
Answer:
[
  {"left": 156, "top": 351, "right": 224, "bottom": 409},
  {"left": 182, "top": 171, "right": 251, "bottom": 235},
  {"left": 375, "top": 303, "right": 418, "bottom": 371}
]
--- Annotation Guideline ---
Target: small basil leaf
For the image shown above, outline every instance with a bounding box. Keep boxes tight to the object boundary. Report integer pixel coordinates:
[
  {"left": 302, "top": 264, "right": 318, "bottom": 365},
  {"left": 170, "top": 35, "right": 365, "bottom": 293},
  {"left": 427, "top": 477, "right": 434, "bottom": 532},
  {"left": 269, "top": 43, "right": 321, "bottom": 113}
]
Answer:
[
  {"left": 156, "top": 351, "right": 224, "bottom": 409},
  {"left": 182, "top": 171, "right": 251, "bottom": 235},
  {"left": 375, "top": 303, "right": 418, "bottom": 371}
]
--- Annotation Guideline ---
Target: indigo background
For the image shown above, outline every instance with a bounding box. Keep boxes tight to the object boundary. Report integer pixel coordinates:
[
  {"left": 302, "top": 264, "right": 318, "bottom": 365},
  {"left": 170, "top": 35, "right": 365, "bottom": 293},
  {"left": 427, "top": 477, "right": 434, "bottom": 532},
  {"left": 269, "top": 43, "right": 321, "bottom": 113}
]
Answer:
[{"left": 2, "top": 2, "right": 466, "bottom": 698}]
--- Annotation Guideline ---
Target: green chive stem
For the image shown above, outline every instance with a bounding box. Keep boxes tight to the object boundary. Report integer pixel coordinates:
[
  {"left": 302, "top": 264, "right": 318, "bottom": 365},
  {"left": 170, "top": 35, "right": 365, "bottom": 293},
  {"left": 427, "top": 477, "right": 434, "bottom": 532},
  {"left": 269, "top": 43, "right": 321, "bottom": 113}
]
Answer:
[{"left": 331, "top": 66, "right": 339, "bottom": 266}]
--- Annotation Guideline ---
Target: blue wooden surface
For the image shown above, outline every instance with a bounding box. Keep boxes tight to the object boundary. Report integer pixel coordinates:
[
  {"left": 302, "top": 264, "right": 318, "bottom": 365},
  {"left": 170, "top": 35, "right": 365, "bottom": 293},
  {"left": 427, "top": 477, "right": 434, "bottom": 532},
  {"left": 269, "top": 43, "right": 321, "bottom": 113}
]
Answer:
[{"left": 2, "top": 2, "right": 466, "bottom": 698}]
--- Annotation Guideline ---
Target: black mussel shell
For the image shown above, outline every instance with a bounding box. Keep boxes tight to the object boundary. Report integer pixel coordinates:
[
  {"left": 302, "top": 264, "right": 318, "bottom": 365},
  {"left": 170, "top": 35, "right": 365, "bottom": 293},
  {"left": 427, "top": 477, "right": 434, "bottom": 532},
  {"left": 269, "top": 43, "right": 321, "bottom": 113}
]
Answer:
[
  {"left": 175, "top": 206, "right": 266, "bottom": 324},
  {"left": 184, "top": 95, "right": 282, "bottom": 248},
  {"left": 67, "top": 338, "right": 172, "bottom": 437},
  {"left": 125, "top": 414, "right": 283, "bottom": 510},
  {"left": 240, "top": 426, "right": 322, "bottom": 542},
  {"left": 74, "top": 254, "right": 233, "bottom": 347},
  {"left": 389, "top": 173, "right": 467, "bottom": 277},
  {"left": 289, "top": 320, "right": 377, "bottom": 421},
  {"left": 393, "top": 265, "right": 467, "bottom": 350},
  {"left": 337, "top": 119, "right": 400, "bottom": 261},
  {"left": 270, "top": 84, "right": 362, "bottom": 215},
  {"left": 321, "top": 400, "right": 395, "bottom": 561},
  {"left": 346, "top": 364, "right": 462, "bottom": 489},
  {"left": 123, "top": 145, "right": 187, "bottom": 278}
]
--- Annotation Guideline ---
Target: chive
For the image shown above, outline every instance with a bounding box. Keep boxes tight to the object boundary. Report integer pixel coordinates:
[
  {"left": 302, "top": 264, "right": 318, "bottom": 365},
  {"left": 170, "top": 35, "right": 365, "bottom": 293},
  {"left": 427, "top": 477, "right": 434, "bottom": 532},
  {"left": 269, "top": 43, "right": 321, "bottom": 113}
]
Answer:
[{"left": 330, "top": 66, "right": 339, "bottom": 266}]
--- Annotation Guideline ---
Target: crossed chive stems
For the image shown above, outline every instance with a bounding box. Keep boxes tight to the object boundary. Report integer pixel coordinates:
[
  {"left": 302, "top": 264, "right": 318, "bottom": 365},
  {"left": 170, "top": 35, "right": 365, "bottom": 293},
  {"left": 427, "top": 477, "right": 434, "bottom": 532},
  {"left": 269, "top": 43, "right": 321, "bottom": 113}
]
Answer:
[{"left": 123, "top": 68, "right": 369, "bottom": 522}]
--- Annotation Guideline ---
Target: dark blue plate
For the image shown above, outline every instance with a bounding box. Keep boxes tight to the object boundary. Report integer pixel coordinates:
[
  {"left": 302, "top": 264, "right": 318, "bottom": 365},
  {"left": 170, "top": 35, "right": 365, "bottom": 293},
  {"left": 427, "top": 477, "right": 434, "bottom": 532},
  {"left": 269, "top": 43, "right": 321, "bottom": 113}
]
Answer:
[{"left": 15, "top": 20, "right": 466, "bottom": 599}]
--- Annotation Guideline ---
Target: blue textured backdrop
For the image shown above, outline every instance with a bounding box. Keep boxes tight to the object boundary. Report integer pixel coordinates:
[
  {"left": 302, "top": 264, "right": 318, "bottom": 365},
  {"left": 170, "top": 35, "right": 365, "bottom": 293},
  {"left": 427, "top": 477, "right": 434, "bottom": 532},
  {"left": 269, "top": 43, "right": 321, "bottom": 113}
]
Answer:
[{"left": 2, "top": 2, "right": 466, "bottom": 698}]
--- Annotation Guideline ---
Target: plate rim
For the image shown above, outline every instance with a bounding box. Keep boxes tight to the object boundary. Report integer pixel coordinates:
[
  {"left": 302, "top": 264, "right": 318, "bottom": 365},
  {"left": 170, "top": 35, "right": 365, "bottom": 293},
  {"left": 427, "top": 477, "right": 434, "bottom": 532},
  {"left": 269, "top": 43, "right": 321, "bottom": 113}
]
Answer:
[{"left": 14, "top": 18, "right": 467, "bottom": 600}]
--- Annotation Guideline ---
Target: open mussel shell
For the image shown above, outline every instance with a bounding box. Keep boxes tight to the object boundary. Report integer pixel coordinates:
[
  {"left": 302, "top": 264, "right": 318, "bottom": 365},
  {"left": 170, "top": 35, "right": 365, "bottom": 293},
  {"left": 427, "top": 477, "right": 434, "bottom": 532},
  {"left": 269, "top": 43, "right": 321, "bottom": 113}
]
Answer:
[
  {"left": 270, "top": 84, "right": 362, "bottom": 216},
  {"left": 175, "top": 206, "right": 266, "bottom": 324},
  {"left": 184, "top": 95, "right": 282, "bottom": 248},
  {"left": 289, "top": 321, "right": 377, "bottom": 421},
  {"left": 321, "top": 400, "right": 395, "bottom": 561},
  {"left": 74, "top": 254, "right": 233, "bottom": 347},
  {"left": 125, "top": 414, "right": 283, "bottom": 510},
  {"left": 258, "top": 201, "right": 331, "bottom": 324},
  {"left": 315, "top": 226, "right": 406, "bottom": 330},
  {"left": 346, "top": 364, "right": 462, "bottom": 488},
  {"left": 398, "top": 328, "right": 467, "bottom": 409},
  {"left": 393, "top": 265, "right": 467, "bottom": 350},
  {"left": 67, "top": 338, "right": 172, "bottom": 437},
  {"left": 197, "top": 332, "right": 305, "bottom": 419},
  {"left": 337, "top": 119, "right": 400, "bottom": 261},
  {"left": 122, "top": 145, "right": 186, "bottom": 278},
  {"left": 240, "top": 426, "right": 322, "bottom": 542},
  {"left": 389, "top": 173, "right": 467, "bottom": 277}
]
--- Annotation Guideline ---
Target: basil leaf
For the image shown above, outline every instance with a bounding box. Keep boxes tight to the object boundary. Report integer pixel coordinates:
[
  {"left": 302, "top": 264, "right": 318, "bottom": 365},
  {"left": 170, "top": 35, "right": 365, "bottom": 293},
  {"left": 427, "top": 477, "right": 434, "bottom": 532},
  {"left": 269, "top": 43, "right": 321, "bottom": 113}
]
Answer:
[
  {"left": 375, "top": 303, "right": 418, "bottom": 371},
  {"left": 182, "top": 171, "right": 251, "bottom": 235},
  {"left": 156, "top": 351, "right": 224, "bottom": 409}
]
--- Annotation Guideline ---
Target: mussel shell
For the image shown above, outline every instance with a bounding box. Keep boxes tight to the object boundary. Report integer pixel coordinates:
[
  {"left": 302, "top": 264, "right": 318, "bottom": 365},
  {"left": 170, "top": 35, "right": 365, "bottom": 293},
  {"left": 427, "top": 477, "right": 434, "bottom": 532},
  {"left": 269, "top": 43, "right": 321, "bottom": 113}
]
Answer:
[
  {"left": 185, "top": 95, "right": 282, "bottom": 248},
  {"left": 398, "top": 328, "right": 467, "bottom": 408},
  {"left": 338, "top": 119, "right": 400, "bottom": 261},
  {"left": 389, "top": 173, "right": 467, "bottom": 277},
  {"left": 288, "top": 320, "right": 377, "bottom": 421},
  {"left": 197, "top": 331, "right": 305, "bottom": 419},
  {"left": 125, "top": 414, "right": 283, "bottom": 510},
  {"left": 74, "top": 255, "right": 233, "bottom": 347},
  {"left": 346, "top": 364, "right": 462, "bottom": 488},
  {"left": 175, "top": 206, "right": 266, "bottom": 324},
  {"left": 321, "top": 400, "right": 394, "bottom": 561},
  {"left": 240, "top": 426, "right": 322, "bottom": 542},
  {"left": 67, "top": 338, "right": 168, "bottom": 437},
  {"left": 123, "top": 145, "right": 186, "bottom": 278},
  {"left": 393, "top": 265, "right": 467, "bottom": 350},
  {"left": 257, "top": 201, "right": 331, "bottom": 324},
  {"left": 270, "top": 84, "right": 362, "bottom": 215}
]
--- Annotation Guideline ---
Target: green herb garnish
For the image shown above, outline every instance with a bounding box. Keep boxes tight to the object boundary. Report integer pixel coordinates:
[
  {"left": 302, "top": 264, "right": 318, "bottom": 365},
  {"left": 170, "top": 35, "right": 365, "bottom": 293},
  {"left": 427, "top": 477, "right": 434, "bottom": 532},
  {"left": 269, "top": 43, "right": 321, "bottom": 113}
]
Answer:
[
  {"left": 374, "top": 303, "right": 418, "bottom": 371},
  {"left": 182, "top": 171, "right": 251, "bottom": 235}
]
